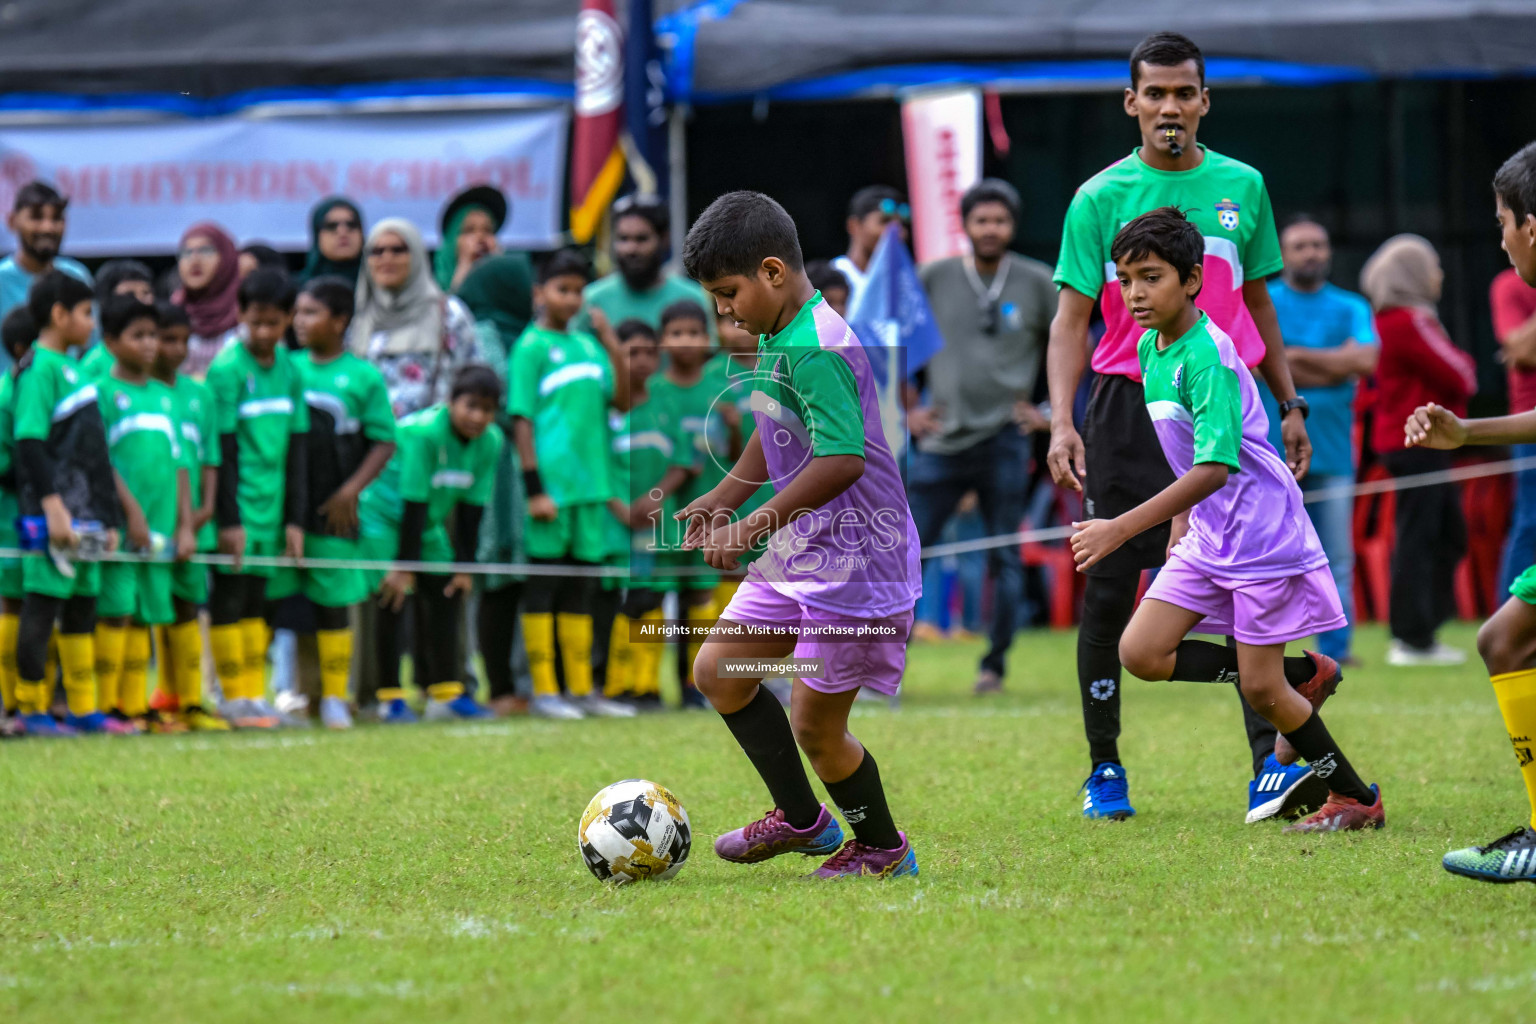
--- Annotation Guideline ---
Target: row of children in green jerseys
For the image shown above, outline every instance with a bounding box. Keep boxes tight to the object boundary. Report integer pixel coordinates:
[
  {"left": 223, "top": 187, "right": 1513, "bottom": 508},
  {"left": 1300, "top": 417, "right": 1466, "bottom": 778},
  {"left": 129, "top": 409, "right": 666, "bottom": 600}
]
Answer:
[
  {"left": 0, "top": 267, "right": 505, "bottom": 735},
  {"left": 505, "top": 249, "right": 772, "bottom": 718},
  {"left": 0, "top": 247, "right": 774, "bottom": 736}
]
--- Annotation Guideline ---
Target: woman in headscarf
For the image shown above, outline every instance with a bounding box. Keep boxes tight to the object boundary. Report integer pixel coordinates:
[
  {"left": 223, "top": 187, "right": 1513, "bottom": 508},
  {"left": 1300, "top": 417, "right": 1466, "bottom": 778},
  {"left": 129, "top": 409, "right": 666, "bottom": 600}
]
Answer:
[
  {"left": 455, "top": 253, "right": 534, "bottom": 714},
  {"left": 174, "top": 221, "right": 241, "bottom": 378},
  {"left": 352, "top": 217, "right": 479, "bottom": 418},
  {"left": 1361, "top": 234, "right": 1479, "bottom": 666},
  {"left": 300, "top": 197, "right": 364, "bottom": 285},
  {"left": 434, "top": 185, "right": 506, "bottom": 292}
]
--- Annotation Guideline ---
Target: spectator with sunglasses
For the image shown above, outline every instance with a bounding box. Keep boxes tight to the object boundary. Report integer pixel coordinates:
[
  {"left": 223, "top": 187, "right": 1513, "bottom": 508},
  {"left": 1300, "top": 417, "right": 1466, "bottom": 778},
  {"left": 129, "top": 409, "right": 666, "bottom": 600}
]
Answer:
[
  {"left": 910, "top": 178, "right": 1055, "bottom": 695},
  {"left": 574, "top": 194, "right": 715, "bottom": 343},
  {"left": 833, "top": 185, "right": 911, "bottom": 311},
  {"left": 299, "top": 198, "right": 365, "bottom": 286}
]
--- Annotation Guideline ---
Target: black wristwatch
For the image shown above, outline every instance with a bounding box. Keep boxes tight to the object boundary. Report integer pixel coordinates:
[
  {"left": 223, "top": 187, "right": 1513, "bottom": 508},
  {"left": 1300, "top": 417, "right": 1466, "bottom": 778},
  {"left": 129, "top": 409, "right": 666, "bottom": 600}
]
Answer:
[{"left": 1278, "top": 396, "right": 1310, "bottom": 420}]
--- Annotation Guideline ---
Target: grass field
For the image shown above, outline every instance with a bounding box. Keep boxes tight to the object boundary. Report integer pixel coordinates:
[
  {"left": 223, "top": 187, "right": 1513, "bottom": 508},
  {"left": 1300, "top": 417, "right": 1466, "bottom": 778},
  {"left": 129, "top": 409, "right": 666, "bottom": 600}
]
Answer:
[{"left": 4, "top": 620, "right": 1534, "bottom": 1023}]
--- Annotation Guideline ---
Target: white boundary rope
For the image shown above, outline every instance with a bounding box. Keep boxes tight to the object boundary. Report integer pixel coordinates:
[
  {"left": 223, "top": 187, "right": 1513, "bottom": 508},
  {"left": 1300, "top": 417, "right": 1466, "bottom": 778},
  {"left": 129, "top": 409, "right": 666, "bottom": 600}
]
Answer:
[{"left": 0, "top": 454, "right": 1527, "bottom": 576}]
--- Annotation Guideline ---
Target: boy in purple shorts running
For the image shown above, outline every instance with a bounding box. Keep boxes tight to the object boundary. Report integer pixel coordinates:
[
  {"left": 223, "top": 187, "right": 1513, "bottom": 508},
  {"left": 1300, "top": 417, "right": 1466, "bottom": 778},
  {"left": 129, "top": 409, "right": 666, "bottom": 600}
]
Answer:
[
  {"left": 676, "top": 191, "right": 921, "bottom": 879},
  {"left": 1071, "top": 207, "right": 1385, "bottom": 833}
]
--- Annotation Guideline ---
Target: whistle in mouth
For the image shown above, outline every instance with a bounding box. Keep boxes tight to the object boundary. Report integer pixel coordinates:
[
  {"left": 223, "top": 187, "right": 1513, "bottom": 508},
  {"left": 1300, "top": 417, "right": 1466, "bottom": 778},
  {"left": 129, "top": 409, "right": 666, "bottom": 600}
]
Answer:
[{"left": 1164, "top": 126, "right": 1183, "bottom": 156}]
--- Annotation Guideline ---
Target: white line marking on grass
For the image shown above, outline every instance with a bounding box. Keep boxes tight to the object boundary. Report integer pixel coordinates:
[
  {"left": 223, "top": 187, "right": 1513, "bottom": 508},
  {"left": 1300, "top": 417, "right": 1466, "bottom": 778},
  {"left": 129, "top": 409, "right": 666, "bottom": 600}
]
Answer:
[{"left": 163, "top": 735, "right": 320, "bottom": 753}]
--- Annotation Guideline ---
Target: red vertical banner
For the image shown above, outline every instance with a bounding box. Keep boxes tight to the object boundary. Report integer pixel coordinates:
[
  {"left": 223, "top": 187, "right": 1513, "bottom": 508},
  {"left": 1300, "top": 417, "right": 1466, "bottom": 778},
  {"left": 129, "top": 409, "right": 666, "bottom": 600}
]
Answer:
[
  {"left": 570, "top": 0, "right": 626, "bottom": 243},
  {"left": 901, "top": 88, "right": 982, "bottom": 265}
]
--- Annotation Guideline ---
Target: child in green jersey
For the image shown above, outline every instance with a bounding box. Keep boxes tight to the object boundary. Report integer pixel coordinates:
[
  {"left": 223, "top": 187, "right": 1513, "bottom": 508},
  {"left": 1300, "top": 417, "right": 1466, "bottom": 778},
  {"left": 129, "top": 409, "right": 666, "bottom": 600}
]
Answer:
[
  {"left": 359, "top": 364, "right": 500, "bottom": 723},
  {"left": 14, "top": 271, "right": 125, "bottom": 736},
  {"left": 269, "top": 276, "right": 396, "bottom": 730},
  {"left": 652, "top": 300, "right": 725, "bottom": 708},
  {"left": 206, "top": 269, "right": 308, "bottom": 729},
  {"left": 149, "top": 301, "right": 228, "bottom": 732},
  {"left": 0, "top": 306, "right": 35, "bottom": 734},
  {"left": 510, "top": 249, "right": 635, "bottom": 720},
  {"left": 94, "top": 296, "right": 197, "bottom": 732},
  {"left": 603, "top": 319, "right": 695, "bottom": 708}
]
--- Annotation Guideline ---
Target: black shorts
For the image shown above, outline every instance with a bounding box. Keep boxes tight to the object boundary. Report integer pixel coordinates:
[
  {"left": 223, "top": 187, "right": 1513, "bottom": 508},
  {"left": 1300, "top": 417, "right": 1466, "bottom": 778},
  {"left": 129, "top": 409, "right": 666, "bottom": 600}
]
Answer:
[{"left": 1081, "top": 372, "right": 1176, "bottom": 577}]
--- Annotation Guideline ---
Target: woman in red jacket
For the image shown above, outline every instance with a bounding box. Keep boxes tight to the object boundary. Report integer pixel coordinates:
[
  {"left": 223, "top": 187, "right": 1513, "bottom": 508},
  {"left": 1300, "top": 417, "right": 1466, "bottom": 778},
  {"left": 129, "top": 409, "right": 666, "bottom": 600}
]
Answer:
[{"left": 1363, "top": 234, "right": 1479, "bottom": 667}]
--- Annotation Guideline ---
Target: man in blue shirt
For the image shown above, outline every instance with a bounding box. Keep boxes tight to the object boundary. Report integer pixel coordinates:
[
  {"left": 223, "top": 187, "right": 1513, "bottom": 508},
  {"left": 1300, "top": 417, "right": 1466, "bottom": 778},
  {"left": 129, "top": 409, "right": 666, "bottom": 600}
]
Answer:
[
  {"left": 1260, "top": 215, "right": 1378, "bottom": 664},
  {"left": 0, "top": 181, "right": 92, "bottom": 369}
]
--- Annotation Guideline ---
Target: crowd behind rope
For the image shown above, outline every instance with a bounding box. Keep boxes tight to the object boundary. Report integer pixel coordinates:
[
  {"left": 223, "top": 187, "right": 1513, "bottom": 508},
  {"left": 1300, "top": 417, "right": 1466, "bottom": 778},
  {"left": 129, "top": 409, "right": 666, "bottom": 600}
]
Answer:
[{"left": 0, "top": 148, "right": 1524, "bottom": 737}]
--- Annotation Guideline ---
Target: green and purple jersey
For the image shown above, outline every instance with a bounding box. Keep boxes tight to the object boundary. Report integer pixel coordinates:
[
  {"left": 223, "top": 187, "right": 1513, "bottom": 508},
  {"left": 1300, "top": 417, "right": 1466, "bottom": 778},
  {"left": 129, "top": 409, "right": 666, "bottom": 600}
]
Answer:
[{"left": 1138, "top": 312, "right": 1326, "bottom": 580}]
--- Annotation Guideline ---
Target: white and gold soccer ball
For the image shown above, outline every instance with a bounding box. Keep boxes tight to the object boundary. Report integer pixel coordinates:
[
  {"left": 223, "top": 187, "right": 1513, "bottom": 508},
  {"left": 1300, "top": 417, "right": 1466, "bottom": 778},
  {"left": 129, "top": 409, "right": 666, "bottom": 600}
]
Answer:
[{"left": 578, "top": 779, "right": 692, "bottom": 884}]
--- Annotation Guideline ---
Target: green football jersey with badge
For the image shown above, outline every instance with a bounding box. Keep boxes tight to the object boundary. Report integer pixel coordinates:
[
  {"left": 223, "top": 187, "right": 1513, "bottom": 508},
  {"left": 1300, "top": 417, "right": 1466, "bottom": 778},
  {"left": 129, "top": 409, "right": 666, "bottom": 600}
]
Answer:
[
  {"left": 13, "top": 346, "right": 119, "bottom": 524},
  {"left": 359, "top": 405, "right": 501, "bottom": 562},
  {"left": 169, "top": 374, "right": 220, "bottom": 550},
  {"left": 507, "top": 324, "right": 614, "bottom": 506},
  {"left": 607, "top": 394, "right": 690, "bottom": 555},
  {"left": 1053, "top": 145, "right": 1282, "bottom": 380},
  {"left": 295, "top": 350, "right": 395, "bottom": 537},
  {"left": 205, "top": 341, "right": 309, "bottom": 536},
  {"left": 97, "top": 376, "right": 182, "bottom": 537}
]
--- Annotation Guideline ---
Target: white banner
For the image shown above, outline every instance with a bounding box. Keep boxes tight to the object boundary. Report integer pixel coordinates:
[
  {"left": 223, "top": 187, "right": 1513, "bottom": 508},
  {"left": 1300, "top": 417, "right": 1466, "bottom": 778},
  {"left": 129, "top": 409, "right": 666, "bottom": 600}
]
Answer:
[
  {"left": 900, "top": 88, "right": 982, "bottom": 266},
  {"left": 0, "top": 107, "right": 569, "bottom": 256}
]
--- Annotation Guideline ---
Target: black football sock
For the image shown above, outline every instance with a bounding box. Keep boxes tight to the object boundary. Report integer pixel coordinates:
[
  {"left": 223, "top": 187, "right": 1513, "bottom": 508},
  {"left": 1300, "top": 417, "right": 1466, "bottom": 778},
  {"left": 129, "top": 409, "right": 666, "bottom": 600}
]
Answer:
[
  {"left": 719, "top": 686, "right": 821, "bottom": 829},
  {"left": 822, "top": 748, "right": 901, "bottom": 850},
  {"left": 1079, "top": 573, "right": 1138, "bottom": 769},
  {"left": 1280, "top": 711, "right": 1375, "bottom": 805},
  {"left": 1170, "top": 640, "right": 1317, "bottom": 687}
]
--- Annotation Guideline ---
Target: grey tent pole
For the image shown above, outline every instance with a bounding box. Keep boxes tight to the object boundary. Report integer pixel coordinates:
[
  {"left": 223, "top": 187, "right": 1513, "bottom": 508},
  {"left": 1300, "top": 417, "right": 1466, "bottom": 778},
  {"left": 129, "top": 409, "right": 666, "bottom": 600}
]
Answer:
[{"left": 668, "top": 103, "right": 689, "bottom": 272}]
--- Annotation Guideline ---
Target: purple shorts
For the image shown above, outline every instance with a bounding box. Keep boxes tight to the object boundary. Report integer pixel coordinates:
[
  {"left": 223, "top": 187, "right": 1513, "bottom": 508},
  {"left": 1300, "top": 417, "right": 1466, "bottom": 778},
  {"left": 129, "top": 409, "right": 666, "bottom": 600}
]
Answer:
[
  {"left": 719, "top": 577, "right": 914, "bottom": 696},
  {"left": 1144, "top": 550, "right": 1347, "bottom": 647}
]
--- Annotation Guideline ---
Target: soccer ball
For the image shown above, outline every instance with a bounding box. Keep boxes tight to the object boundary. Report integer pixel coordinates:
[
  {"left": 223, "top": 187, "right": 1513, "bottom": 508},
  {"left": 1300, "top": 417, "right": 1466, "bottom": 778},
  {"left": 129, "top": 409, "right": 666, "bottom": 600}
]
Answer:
[{"left": 578, "top": 779, "right": 692, "bottom": 884}]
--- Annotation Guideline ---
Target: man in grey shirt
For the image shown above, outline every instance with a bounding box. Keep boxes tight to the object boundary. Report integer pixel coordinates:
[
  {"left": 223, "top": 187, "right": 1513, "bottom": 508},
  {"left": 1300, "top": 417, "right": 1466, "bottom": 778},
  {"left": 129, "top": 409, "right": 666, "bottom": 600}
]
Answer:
[{"left": 912, "top": 179, "right": 1055, "bottom": 694}]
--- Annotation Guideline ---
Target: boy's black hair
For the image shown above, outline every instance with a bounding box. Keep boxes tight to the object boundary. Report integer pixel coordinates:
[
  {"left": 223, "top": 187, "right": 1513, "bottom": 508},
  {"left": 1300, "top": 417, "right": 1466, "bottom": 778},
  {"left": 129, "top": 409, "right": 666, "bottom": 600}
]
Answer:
[
  {"left": 616, "top": 317, "right": 657, "bottom": 344},
  {"left": 237, "top": 267, "right": 298, "bottom": 312},
  {"left": 1129, "top": 32, "right": 1205, "bottom": 89},
  {"left": 1280, "top": 212, "right": 1327, "bottom": 235},
  {"left": 94, "top": 258, "right": 154, "bottom": 308},
  {"left": 12, "top": 180, "right": 66, "bottom": 214},
  {"left": 100, "top": 292, "right": 159, "bottom": 339},
  {"left": 240, "top": 243, "right": 287, "bottom": 272},
  {"left": 300, "top": 275, "right": 356, "bottom": 322},
  {"left": 805, "top": 259, "right": 850, "bottom": 295},
  {"left": 1110, "top": 206, "right": 1204, "bottom": 283},
  {"left": 26, "top": 269, "right": 93, "bottom": 327},
  {"left": 611, "top": 193, "right": 669, "bottom": 235},
  {"left": 1494, "top": 141, "right": 1536, "bottom": 224},
  {"left": 682, "top": 191, "right": 804, "bottom": 283},
  {"left": 449, "top": 362, "right": 504, "bottom": 404},
  {"left": 960, "top": 178, "right": 1021, "bottom": 222},
  {"left": 537, "top": 247, "right": 592, "bottom": 285},
  {"left": 847, "top": 185, "right": 905, "bottom": 220},
  {"left": 1, "top": 307, "right": 35, "bottom": 360},
  {"left": 660, "top": 299, "right": 708, "bottom": 332},
  {"left": 156, "top": 300, "right": 191, "bottom": 331}
]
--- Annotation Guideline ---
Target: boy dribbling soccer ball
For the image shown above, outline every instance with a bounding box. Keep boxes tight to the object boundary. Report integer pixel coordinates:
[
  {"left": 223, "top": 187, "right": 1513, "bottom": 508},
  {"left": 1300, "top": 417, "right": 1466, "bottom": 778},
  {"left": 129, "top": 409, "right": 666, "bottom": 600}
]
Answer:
[
  {"left": 1073, "top": 207, "right": 1384, "bottom": 833},
  {"left": 679, "top": 191, "right": 920, "bottom": 879}
]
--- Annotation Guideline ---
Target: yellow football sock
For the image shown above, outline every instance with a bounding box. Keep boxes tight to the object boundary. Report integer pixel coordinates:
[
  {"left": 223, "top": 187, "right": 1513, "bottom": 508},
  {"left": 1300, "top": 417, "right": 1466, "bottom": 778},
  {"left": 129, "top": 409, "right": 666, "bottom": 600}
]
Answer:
[
  {"left": 427, "top": 681, "right": 464, "bottom": 702},
  {"left": 604, "top": 613, "right": 634, "bottom": 697},
  {"left": 1493, "top": 669, "right": 1536, "bottom": 829},
  {"left": 376, "top": 687, "right": 406, "bottom": 702},
  {"left": 684, "top": 595, "right": 718, "bottom": 687},
  {"left": 152, "top": 626, "right": 175, "bottom": 701},
  {"left": 119, "top": 627, "right": 151, "bottom": 717},
  {"left": 316, "top": 628, "right": 353, "bottom": 701},
  {"left": 58, "top": 632, "right": 97, "bottom": 717},
  {"left": 210, "top": 623, "right": 245, "bottom": 700},
  {"left": 713, "top": 579, "right": 740, "bottom": 614},
  {"left": 0, "top": 611, "right": 17, "bottom": 713},
  {"left": 93, "top": 622, "right": 127, "bottom": 713},
  {"left": 522, "top": 612, "right": 557, "bottom": 696},
  {"left": 632, "top": 608, "right": 665, "bottom": 697},
  {"left": 239, "top": 618, "right": 268, "bottom": 703},
  {"left": 168, "top": 620, "right": 204, "bottom": 706},
  {"left": 556, "top": 613, "right": 594, "bottom": 697},
  {"left": 16, "top": 678, "right": 46, "bottom": 715}
]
